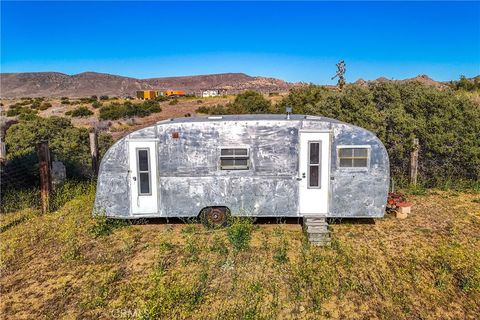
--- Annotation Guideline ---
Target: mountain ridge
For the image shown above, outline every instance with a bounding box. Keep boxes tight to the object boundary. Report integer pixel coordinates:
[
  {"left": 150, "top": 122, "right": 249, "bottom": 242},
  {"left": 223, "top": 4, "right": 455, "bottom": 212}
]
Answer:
[{"left": 0, "top": 72, "right": 297, "bottom": 98}]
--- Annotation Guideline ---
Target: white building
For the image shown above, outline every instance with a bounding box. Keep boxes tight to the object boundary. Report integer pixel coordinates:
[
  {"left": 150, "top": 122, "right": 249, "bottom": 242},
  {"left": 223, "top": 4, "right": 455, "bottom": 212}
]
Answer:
[{"left": 202, "top": 89, "right": 222, "bottom": 98}]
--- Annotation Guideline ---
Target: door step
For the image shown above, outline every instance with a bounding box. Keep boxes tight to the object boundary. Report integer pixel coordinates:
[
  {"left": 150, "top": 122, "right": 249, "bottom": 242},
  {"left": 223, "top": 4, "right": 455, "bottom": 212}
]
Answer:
[{"left": 303, "top": 217, "right": 331, "bottom": 246}]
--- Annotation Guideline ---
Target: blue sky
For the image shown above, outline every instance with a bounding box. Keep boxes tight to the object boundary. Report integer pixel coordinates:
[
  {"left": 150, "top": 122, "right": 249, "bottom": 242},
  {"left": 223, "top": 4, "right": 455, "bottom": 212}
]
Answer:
[{"left": 1, "top": 1, "right": 479, "bottom": 84}]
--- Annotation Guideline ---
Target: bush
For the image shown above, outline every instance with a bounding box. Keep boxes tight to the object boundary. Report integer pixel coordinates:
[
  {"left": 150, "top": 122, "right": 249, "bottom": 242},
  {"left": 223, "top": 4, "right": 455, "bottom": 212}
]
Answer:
[
  {"left": 4, "top": 116, "right": 113, "bottom": 179},
  {"left": 89, "top": 214, "right": 130, "bottom": 237},
  {"left": 230, "top": 90, "right": 272, "bottom": 114},
  {"left": 39, "top": 102, "right": 52, "bottom": 110},
  {"left": 30, "top": 101, "right": 42, "bottom": 109},
  {"left": 195, "top": 104, "right": 228, "bottom": 115},
  {"left": 450, "top": 75, "right": 480, "bottom": 92},
  {"left": 154, "top": 95, "right": 169, "bottom": 102},
  {"left": 99, "top": 101, "right": 162, "bottom": 120},
  {"left": 227, "top": 218, "right": 253, "bottom": 252},
  {"left": 99, "top": 95, "right": 109, "bottom": 101},
  {"left": 92, "top": 101, "right": 103, "bottom": 109},
  {"left": 6, "top": 106, "right": 38, "bottom": 117},
  {"left": 169, "top": 99, "right": 179, "bottom": 105},
  {"left": 277, "top": 82, "right": 480, "bottom": 186},
  {"left": 195, "top": 106, "right": 210, "bottom": 114},
  {"left": 69, "top": 106, "right": 94, "bottom": 118},
  {"left": 195, "top": 91, "right": 271, "bottom": 115}
]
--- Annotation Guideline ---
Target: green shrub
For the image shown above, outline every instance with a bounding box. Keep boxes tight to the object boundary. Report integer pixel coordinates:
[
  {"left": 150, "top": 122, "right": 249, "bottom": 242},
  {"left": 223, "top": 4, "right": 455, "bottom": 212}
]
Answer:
[
  {"left": 30, "top": 101, "right": 41, "bottom": 109},
  {"left": 169, "top": 99, "right": 179, "bottom": 105},
  {"left": 39, "top": 102, "right": 52, "bottom": 110},
  {"left": 227, "top": 217, "right": 253, "bottom": 252},
  {"left": 92, "top": 101, "right": 102, "bottom": 109},
  {"left": 69, "top": 106, "right": 94, "bottom": 118},
  {"left": 89, "top": 214, "right": 130, "bottom": 237},
  {"left": 99, "top": 95, "right": 109, "bottom": 101},
  {"left": 154, "top": 95, "right": 169, "bottom": 102},
  {"left": 195, "top": 106, "right": 210, "bottom": 114},
  {"left": 228, "top": 90, "right": 272, "bottom": 114},
  {"left": 195, "top": 104, "right": 228, "bottom": 115},
  {"left": 5, "top": 116, "right": 113, "bottom": 179},
  {"left": 0, "top": 187, "right": 40, "bottom": 213},
  {"left": 277, "top": 82, "right": 480, "bottom": 186},
  {"left": 99, "top": 101, "right": 161, "bottom": 120},
  {"left": 450, "top": 75, "right": 480, "bottom": 92},
  {"left": 273, "top": 237, "right": 289, "bottom": 264},
  {"left": 6, "top": 106, "right": 38, "bottom": 117}
]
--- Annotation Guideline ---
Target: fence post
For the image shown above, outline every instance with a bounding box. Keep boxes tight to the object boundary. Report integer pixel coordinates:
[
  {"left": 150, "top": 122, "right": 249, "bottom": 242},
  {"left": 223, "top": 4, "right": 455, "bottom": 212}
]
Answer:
[
  {"left": 410, "top": 138, "right": 420, "bottom": 185},
  {"left": 37, "top": 140, "right": 51, "bottom": 214},
  {"left": 89, "top": 130, "right": 99, "bottom": 176}
]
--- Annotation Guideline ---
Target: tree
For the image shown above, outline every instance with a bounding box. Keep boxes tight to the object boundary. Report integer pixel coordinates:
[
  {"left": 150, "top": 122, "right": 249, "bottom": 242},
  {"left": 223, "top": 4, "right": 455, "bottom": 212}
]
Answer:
[
  {"left": 5, "top": 116, "right": 113, "bottom": 178},
  {"left": 229, "top": 90, "right": 271, "bottom": 114}
]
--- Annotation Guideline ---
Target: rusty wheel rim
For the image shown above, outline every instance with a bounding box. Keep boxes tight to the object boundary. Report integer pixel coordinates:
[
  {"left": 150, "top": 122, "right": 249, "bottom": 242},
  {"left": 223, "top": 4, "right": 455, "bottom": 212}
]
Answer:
[{"left": 207, "top": 208, "right": 226, "bottom": 225}]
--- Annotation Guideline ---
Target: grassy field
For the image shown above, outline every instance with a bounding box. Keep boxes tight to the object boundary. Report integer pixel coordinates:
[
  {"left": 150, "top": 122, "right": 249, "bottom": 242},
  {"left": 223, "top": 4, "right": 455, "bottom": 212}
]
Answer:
[{"left": 1, "top": 186, "right": 479, "bottom": 319}]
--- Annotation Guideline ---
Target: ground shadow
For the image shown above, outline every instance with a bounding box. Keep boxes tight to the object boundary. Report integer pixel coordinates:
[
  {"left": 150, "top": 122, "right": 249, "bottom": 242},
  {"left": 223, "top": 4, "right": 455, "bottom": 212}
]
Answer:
[{"left": 124, "top": 216, "right": 376, "bottom": 226}]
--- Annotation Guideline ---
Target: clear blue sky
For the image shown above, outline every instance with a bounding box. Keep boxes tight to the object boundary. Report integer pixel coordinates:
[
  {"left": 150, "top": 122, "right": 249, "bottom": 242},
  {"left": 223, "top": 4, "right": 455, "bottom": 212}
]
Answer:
[{"left": 1, "top": 1, "right": 479, "bottom": 84}]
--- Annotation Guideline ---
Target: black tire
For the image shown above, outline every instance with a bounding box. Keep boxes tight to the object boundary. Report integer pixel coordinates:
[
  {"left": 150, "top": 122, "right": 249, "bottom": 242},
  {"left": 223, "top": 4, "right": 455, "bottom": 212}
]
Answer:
[{"left": 200, "top": 207, "right": 229, "bottom": 228}]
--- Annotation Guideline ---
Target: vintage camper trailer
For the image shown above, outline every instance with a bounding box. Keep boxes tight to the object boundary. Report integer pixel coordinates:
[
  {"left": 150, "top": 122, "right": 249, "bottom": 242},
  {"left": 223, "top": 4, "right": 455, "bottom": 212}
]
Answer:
[{"left": 94, "top": 114, "right": 389, "bottom": 224}]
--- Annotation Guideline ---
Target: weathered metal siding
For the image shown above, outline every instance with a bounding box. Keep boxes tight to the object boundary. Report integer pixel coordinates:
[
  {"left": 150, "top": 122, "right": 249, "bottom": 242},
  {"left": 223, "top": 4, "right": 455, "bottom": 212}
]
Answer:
[
  {"left": 157, "top": 120, "right": 299, "bottom": 217},
  {"left": 94, "top": 139, "right": 130, "bottom": 217},
  {"left": 329, "top": 124, "right": 389, "bottom": 217},
  {"left": 94, "top": 115, "right": 389, "bottom": 219}
]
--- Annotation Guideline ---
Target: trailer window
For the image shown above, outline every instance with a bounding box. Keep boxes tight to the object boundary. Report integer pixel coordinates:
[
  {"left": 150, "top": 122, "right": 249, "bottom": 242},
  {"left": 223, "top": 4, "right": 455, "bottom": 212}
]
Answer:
[
  {"left": 220, "top": 148, "right": 249, "bottom": 170},
  {"left": 308, "top": 142, "right": 321, "bottom": 188},
  {"left": 136, "top": 148, "right": 151, "bottom": 195},
  {"left": 338, "top": 147, "right": 369, "bottom": 168}
]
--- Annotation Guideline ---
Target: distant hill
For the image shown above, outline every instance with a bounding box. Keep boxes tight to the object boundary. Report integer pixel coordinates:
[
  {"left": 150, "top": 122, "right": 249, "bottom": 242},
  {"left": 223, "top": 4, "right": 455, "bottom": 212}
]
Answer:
[
  {"left": 354, "top": 74, "right": 449, "bottom": 88},
  {"left": 0, "top": 72, "right": 297, "bottom": 98}
]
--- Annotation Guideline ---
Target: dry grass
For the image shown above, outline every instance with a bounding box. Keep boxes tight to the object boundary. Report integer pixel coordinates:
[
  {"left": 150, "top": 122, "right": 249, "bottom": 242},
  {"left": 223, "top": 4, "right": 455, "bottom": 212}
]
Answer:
[{"left": 1, "top": 189, "right": 479, "bottom": 319}]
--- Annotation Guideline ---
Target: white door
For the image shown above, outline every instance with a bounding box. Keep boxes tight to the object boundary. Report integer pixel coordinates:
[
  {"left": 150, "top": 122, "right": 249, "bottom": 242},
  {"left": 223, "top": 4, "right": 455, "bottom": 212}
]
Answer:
[
  {"left": 298, "top": 132, "right": 330, "bottom": 215},
  {"left": 128, "top": 141, "right": 158, "bottom": 215}
]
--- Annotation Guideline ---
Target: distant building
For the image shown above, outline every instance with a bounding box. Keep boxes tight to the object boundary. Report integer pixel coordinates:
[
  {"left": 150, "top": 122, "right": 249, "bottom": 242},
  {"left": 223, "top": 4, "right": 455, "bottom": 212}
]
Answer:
[
  {"left": 201, "top": 89, "right": 227, "bottom": 98},
  {"left": 136, "top": 90, "right": 161, "bottom": 100},
  {"left": 164, "top": 90, "right": 186, "bottom": 97}
]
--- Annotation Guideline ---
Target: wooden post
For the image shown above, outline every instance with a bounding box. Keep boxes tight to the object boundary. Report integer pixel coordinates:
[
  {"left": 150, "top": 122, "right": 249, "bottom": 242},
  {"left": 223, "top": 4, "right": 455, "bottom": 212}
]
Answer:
[
  {"left": 89, "top": 130, "right": 99, "bottom": 176},
  {"left": 37, "top": 141, "right": 51, "bottom": 214},
  {"left": 410, "top": 138, "right": 419, "bottom": 185}
]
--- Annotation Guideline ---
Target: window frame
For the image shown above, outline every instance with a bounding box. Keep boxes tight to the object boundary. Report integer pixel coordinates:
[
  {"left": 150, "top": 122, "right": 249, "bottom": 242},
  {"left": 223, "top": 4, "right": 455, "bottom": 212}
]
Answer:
[
  {"left": 136, "top": 147, "right": 152, "bottom": 196},
  {"left": 219, "top": 147, "right": 250, "bottom": 170},
  {"left": 307, "top": 140, "right": 322, "bottom": 189},
  {"left": 336, "top": 145, "right": 371, "bottom": 170}
]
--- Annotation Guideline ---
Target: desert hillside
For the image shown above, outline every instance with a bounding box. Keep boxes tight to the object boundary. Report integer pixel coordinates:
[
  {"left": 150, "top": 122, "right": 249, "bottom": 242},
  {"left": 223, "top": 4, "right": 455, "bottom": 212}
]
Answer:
[{"left": 0, "top": 72, "right": 297, "bottom": 98}]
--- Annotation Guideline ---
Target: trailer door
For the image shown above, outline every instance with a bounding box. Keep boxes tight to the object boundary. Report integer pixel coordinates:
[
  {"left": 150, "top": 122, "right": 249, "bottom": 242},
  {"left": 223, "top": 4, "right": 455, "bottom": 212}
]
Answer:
[
  {"left": 298, "top": 132, "right": 330, "bottom": 215},
  {"left": 128, "top": 140, "right": 158, "bottom": 215}
]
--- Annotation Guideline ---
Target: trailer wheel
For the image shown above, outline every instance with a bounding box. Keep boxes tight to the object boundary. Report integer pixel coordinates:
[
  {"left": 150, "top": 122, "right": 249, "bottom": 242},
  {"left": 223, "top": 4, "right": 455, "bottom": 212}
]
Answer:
[{"left": 200, "top": 207, "right": 229, "bottom": 228}]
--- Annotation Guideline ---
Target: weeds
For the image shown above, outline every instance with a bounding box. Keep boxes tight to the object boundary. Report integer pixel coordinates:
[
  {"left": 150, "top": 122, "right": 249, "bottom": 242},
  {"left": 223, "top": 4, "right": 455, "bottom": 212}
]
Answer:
[
  {"left": 0, "top": 187, "right": 40, "bottom": 213},
  {"left": 89, "top": 214, "right": 130, "bottom": 237},
  {"left": 209, "top": 235, "right": 229, "bottom": 256},
  {"left": 227, "top": 217, "right": 253, "bottom": 252},
  {"left": 273, "top": 236, "right": 289, "bottom": 265},
  {"left": 1, "top": 184, "right": 479, "bottom": 319}
]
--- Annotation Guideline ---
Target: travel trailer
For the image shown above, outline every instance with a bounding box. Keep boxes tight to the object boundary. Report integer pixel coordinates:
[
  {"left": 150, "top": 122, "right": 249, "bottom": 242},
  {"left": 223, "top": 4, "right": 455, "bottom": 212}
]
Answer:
[{"left": 94, "top": 114, "right": 389, "bottom": 225}]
